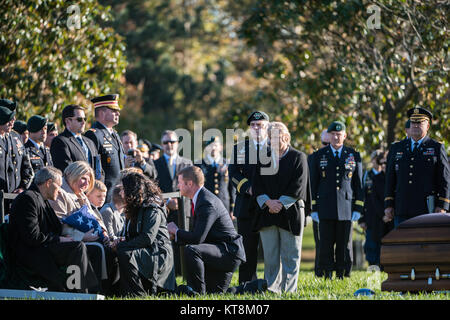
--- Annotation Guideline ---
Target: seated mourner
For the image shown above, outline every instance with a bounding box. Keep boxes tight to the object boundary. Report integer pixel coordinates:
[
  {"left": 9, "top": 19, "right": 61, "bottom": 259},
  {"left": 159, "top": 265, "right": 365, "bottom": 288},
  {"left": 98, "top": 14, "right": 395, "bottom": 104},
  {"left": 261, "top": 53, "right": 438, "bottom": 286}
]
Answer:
[
  {"left": 7, "top": 166, "right": 99, "bottom": 293},
  {"left": 48, "top": 160, "right": 119, "bottom": 295}
]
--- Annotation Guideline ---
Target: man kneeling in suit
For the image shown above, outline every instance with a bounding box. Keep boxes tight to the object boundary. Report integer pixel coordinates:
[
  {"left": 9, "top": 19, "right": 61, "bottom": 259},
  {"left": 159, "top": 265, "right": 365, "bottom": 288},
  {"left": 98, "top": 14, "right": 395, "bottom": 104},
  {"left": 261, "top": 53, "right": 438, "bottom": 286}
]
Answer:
[{"left": 167, "top": 166, "right": 246, "bottom": 294}]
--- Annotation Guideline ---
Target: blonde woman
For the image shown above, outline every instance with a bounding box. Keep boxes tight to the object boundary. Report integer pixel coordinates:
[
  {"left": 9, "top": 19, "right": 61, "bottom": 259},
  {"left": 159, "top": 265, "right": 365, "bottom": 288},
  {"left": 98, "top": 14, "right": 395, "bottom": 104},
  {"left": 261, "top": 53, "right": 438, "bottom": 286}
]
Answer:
[{"left": 49, "top": 160, "right": 118, "bottom": 294}]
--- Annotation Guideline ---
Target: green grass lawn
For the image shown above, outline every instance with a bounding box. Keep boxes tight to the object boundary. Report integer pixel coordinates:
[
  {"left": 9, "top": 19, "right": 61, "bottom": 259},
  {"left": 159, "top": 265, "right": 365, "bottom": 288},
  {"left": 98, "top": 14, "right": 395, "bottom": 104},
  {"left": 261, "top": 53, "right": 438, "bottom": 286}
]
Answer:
[{"left": 109, "top": 222, "right": 450, "bottom": 300}]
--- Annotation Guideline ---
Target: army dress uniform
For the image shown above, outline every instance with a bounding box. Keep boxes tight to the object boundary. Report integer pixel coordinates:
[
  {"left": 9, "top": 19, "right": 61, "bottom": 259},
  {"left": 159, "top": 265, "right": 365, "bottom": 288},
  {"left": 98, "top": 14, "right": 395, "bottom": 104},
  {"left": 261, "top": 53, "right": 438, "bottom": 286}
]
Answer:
[
  {"left": 229, "top": 111, "right": 271, "bottom": 284},
  {"left": 25, "top": 140, "right": 53, "bottom": 173},
  {"left": 309, "top": 136, "right": 364, "bottom": 278},
  {"left": 385, "top": 108, "right": 449, "bottom": 225},
  {"left": 0, "top": 106, "right": 34, "bottom": 210},
  {"left": 84, "top": 95, "right": 125, "bottom": 203},
  {"left": 196, "top": 157, "right": 236, "bottom": 214}
]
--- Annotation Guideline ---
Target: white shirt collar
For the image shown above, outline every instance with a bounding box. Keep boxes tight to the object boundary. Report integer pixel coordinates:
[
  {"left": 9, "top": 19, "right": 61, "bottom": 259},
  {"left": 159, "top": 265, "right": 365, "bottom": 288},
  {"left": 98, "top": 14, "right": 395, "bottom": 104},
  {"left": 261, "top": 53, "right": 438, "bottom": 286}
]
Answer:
[
  {"left": 192, "top": 187, "right": 202, "bottom": 209},
  {"left": 252, "top": 138, "right": 267, "bottom": 148}
]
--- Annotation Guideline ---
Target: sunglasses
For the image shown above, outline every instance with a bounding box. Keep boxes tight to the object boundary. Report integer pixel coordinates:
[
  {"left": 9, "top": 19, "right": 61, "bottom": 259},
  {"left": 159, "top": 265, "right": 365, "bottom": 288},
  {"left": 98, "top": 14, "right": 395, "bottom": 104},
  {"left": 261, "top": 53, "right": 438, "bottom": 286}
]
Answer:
[
  {"left": 321, "top": 141, "right": 330, "bottom": 146},
  {"left": 163, "top": 140, "right": 178, "bottom": 145},
  {"left": 71, "top": 117, "right": 86, "bottom": 123}
]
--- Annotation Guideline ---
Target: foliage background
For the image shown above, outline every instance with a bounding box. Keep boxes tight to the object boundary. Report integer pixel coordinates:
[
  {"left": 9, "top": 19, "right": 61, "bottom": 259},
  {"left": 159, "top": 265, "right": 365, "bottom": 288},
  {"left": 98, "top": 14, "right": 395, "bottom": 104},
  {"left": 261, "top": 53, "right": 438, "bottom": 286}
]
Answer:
[{"left": 1, "top": 0, "right": 448, "bottom": 163}]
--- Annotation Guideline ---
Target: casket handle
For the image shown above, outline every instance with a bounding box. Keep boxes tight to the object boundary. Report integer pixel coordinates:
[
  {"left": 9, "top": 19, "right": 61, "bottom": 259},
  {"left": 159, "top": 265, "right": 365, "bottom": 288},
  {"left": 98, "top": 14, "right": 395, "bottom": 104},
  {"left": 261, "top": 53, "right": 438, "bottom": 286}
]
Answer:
[
  {"left": 435, "top": 268, "right": 440, "bottom": 280},
  {"left": 411, "top": 268, "right": 415, "bottom": 281}
]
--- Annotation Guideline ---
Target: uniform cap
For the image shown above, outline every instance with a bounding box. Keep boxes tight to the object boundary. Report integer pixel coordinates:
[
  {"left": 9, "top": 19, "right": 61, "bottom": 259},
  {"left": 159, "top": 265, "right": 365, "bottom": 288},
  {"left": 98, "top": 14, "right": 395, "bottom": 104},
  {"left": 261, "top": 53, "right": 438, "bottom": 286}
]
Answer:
[
  {"left": 407, "top": 106, "right": 432, "bottom": 122},
  {"left": 0, "top": 106, "right": 16, "bottom": 125},
  {"left": 91, "top": 94, "right": 121, "bottom": 111}
]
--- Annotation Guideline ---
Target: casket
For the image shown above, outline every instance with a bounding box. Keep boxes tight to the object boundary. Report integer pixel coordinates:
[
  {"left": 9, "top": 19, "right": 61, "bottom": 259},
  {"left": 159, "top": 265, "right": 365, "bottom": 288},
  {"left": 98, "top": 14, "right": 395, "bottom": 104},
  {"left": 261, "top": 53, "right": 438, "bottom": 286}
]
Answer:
[{"left": 380, "top": 213, "right": 450, "bottom": 292}]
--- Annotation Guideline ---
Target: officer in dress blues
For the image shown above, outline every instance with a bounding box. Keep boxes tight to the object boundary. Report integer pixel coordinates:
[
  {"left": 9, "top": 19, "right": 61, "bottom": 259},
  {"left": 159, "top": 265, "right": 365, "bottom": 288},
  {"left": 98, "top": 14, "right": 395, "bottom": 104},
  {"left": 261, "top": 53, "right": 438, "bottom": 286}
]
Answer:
[
  {"left": 24, "top": 115, "right": 53, "bottom": 173},
  {"left": 229, "top": 110, "right": 270, "bottom": 284},
  {"left": 309, "top": 121, "right": 364, "bottom": 279},
  {"left": 85, "top": 94, "right": 125, "bottom": 203},
  {"left": 0, "top": 101, "right": 34, "bottom": 213},
  {"left": 196, "top": 136, "right": 236, "bottom": 216},
  {"left": 384, "top": 107, "right": 449, "bottom": 227}
]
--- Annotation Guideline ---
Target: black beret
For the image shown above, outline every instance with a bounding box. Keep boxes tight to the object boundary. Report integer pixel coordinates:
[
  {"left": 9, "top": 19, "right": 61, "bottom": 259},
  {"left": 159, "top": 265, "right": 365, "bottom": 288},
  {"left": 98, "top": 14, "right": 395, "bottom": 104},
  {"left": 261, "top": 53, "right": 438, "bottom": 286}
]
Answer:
[
  {"left": 47, "top": 121, "right": 58, "bottom": 133},
  {"left": 13, "top": 120, "right": 28, "bottom": 134},
  {"left": 247, "top": 110, "right": 269, "bottom": 125},
  {"left": 327, "top": 121, "right": 346, "bottom": 132},
  {"left": 0, "top": 106, "right": 16, "bottom": 125},
  {"left": 407, "top": 106, "right": 432, "bottom": 122},
  {"left": 27, "top": 115, "right": 47, "bottom": 133},
  {"left": 0, "top": 99, "right": 17, "bottom": 111},
  {"left": 150, "top": 143, "right": 163, "bottom": 153},
  {"left": 91, "top": 94, "right": 121, "bottom": 111},
  {"left": 205, "top": 136, "right": 220, "bottom": 146}
]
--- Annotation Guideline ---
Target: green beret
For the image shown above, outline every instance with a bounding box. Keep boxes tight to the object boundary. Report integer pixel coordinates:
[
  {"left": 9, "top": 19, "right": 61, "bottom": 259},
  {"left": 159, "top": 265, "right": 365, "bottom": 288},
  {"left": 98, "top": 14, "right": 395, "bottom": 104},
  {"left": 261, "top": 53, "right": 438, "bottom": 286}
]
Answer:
[
  {"left": 27, "top": 115, "right": 47, "bottom": 133},
  {"left": 0, "top": 106, "right": 16, "bottom": 125},
  {"left": 327, "top": 121, "right": 346, "bottom": 132},
  {"left": 0, "top": 99, "right": 17, "bottom": 111},
  {"left": 13, "top": 120, "right": 28, "bottom": 134}
]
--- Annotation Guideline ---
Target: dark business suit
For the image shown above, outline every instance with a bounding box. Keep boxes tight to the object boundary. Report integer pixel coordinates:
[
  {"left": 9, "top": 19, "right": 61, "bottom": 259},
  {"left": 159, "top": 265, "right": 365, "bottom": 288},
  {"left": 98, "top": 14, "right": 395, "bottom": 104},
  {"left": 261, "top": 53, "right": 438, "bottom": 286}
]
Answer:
[
  {"left": 309, "top": 145, "right": 364, "bottom": 278},
  {"left": 84, "top": 122, "right": 125, "bottom": 203},
  {"left": 229, "top": 138, "right": 269, "bottom": 283},
  {"left": 154, "top": 154, "right": 192, "bottom": 276},
  {"left": 24, "top": 140, "right": 53, "bottom": 173},
  {"left": 8, "top": 184, "right": 99, "bottom": 292},
  {"left": 176, "top": 187, "right": 246, "bottom": 294},
  {"left": 50, "top": 128, "right": 103, "bottom": 179}
]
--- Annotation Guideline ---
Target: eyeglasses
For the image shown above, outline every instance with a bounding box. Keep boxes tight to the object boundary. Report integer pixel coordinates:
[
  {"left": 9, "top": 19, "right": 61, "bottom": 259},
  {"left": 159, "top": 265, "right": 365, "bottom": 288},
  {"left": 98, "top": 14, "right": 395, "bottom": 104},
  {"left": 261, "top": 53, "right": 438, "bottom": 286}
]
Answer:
[
  {"left": 71, "top": 117, "right": 86, "bottom": 123},
  {"left": 163, "top": 140, "right": 178, "bottom": 145}
]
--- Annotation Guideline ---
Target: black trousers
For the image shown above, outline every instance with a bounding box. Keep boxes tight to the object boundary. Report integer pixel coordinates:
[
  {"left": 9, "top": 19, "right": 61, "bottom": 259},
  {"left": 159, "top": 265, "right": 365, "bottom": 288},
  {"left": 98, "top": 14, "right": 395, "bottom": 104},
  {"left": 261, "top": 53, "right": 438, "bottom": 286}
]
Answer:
[
  {"left": 184, "top": 243, "right": 241, "bottom": 294},
  {"left": 313, "top": 221, "right": 321, "bottom": 276},
  {"left": 16, "top": 241, "right": 99, "bottom": 293},
  {"left": 318, "top": 220, "right": 352, "bottom": 276},
  {"left": 116, "top": 247, "right": 156, "bottom": 297},
  {"left": 237, "top": 217, "right": 259, "bottom": 283}
]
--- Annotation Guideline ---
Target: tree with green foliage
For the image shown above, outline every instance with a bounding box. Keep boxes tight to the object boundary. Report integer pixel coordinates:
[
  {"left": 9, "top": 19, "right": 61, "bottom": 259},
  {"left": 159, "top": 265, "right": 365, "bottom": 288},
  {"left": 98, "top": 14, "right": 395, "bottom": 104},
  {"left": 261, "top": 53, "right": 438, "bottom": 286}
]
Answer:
[
  {"left": 228, "top": 0, "right": 449, "bottom": 155},
  {"left": 0, "top": 0, "right": 127, "bottom": 125}
]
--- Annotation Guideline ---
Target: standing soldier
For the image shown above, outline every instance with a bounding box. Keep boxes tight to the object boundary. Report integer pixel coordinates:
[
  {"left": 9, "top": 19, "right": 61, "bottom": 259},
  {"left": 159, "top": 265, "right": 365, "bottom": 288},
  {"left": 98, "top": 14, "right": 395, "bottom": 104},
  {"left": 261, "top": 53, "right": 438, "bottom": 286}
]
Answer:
[
  {"left": 384, "top": 107, "right": 449, "bottom": 227},
  {"left": 25, "top": 115, "right": 53, "bottom": 173},
  {"left": 13, "top": 120, "right": 29, "bottom": 144},
  {"left": 85, "top": 94, "right": 125, "bottom": 203},
  {"left": 0, "top": 103, "right": 34, "bottom": 216},
  {"left": 196, "top": 136, "right": 236, "bottom": 219},
  {"left": 229, "top": 110, "right": 270, "bottom": 284},
  {"left": 309, "top": 121, "right": 364, "bottom": 279},
  {"left": 44, "top": 122, "right": 59, "bottom": 149}
]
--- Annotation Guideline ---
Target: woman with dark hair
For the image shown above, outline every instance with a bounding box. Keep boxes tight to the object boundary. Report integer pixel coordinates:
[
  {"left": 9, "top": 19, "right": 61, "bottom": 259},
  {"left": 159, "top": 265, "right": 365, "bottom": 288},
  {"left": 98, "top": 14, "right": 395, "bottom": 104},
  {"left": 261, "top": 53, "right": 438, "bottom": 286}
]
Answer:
[{"left": 113, "top": 171, "right": 176, "bottom": 297}]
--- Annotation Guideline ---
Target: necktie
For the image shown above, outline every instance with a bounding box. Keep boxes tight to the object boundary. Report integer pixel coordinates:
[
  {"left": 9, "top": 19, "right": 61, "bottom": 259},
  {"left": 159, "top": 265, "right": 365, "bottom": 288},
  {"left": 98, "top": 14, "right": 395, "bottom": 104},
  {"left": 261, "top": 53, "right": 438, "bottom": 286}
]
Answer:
[
  {"left": 76, "top": 136, "right": 89, "bottom": 160},
  {"left": 191, "top": 201, "right": 195, "bottom": 217},
  {"left": 412, "top": 142, "right": 419, "bottom": 153},
  {"left": 335, "top": 151, "right": 339, "bottom": 160},
  {"left": 169, "top": 158, "right": 175, "bottom": 179}
]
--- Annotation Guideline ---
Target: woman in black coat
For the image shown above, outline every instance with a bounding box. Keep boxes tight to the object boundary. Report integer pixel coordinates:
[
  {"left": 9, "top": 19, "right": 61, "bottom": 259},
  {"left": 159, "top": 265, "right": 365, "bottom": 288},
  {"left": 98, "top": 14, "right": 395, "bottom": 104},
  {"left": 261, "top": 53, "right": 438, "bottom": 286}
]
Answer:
[
  {"left": 253, "top": 122, "right": 311, "bottom": 294},
  {"left": 113, "top": 171, "right": 176, "bottom": 297}
]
